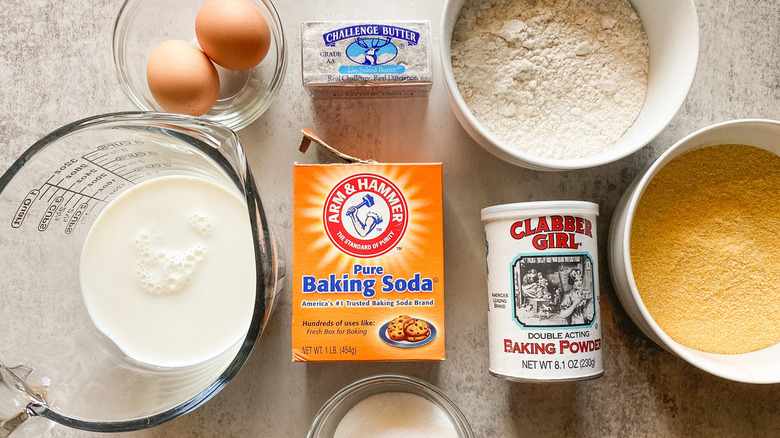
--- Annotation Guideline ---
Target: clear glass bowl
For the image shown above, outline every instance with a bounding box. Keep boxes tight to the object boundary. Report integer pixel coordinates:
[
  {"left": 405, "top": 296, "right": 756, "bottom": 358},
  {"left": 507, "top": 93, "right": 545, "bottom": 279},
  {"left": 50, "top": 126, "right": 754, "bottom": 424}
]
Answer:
[
  {"left": 112, "top": 0, "right": 287, "bottom": 130},
  {"left": 307, "top": 374, "right": 475, "bottom": 438}
]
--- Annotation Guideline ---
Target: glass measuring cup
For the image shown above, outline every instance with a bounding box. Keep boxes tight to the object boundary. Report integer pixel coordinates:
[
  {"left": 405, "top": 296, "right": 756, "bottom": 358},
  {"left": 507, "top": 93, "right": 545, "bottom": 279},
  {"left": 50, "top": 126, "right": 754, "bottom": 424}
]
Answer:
[{"left": 0, "top": 112, "right": 283, "bottom": 435}]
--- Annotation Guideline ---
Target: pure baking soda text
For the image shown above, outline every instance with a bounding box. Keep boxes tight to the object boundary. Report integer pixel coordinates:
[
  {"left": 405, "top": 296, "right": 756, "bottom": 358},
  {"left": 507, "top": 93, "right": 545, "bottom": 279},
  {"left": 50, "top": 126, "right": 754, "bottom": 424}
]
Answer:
[{"left": 302, "top": 264, "right": 434, "bottom": 298}]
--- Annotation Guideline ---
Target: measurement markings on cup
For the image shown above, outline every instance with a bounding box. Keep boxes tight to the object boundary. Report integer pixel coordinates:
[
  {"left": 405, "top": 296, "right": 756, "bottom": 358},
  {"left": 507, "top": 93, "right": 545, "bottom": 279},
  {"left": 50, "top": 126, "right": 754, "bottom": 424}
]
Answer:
[
  {"left": 82, "top": 147, "right": 164, "bottom": 183},
  {"left": 11, "top": 150, "right": 149, "bottom": 232},
  {"left": 12, "top": 143, "right": 178, "bottom": 233}
]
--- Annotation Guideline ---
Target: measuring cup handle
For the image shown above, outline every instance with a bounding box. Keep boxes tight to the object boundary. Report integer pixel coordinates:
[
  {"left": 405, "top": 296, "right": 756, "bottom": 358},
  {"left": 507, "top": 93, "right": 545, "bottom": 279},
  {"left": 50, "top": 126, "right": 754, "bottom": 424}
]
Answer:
[
  {"left": 0, "top": 363, "right": 50, "bottom": 437},
  {"left": 0, "top": 406, "right": 53, "bottom": 438},
  {"left": 1, "top": 409, "right": 31, "bottom": 437}
]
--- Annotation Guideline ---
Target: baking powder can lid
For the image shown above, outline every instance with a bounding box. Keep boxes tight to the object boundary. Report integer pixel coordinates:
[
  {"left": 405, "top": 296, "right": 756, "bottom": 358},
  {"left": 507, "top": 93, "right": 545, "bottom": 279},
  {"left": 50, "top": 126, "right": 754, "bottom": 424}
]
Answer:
[{"left": 481, "top": 200, "right": 599, "bottom": 222}]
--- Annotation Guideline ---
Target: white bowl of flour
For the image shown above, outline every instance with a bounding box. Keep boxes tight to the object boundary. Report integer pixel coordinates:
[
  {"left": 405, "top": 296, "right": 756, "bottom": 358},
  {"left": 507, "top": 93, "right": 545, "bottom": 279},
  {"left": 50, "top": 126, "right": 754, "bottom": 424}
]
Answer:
[{"left": 441, "top": 0, "right": 699, "bottom": 170}]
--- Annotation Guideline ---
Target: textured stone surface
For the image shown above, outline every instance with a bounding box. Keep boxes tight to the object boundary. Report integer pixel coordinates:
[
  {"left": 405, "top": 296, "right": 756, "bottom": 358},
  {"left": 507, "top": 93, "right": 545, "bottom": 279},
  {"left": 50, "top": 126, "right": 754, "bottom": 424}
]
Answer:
[{"left": 0, "top": 0, "right": 778, "bottom": 437}]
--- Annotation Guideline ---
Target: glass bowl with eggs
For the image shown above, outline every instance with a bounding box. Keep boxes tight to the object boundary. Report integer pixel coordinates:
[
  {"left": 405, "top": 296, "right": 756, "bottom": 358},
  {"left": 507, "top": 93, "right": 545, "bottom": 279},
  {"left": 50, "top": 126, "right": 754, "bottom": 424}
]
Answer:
[{"left": 112, "top": 0, "right": 287, "bottom": 130}]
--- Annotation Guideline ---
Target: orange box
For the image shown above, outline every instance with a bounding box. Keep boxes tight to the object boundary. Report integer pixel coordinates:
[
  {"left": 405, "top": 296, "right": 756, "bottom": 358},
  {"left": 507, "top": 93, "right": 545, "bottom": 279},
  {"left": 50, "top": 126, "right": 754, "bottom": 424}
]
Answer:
[{"left": 292, "top": 163, "right": 444, "bottom": 361}]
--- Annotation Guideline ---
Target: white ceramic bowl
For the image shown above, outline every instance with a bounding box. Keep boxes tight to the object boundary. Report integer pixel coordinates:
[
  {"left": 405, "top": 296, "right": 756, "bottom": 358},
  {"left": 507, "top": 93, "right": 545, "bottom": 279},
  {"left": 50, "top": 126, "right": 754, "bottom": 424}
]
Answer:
[
  {"left": 440, "top": 0, "right": 700, "bottom": 171},
  {"left": 609, "top": 119, "right": 780, "bottom": 383}
]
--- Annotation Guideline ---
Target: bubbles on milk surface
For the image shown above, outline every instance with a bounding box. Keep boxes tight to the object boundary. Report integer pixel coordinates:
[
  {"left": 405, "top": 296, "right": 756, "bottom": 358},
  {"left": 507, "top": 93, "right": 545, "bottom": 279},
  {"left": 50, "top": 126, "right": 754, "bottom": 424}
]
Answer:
[
  {"left": 189, "top": 212, "right": 213, "bottom": 236},
  {"left": 80, "top": 175, "right": 257, "bottom": 368},
  {"left": 134, "top": 212, "right": 213, "bottom": 295}
]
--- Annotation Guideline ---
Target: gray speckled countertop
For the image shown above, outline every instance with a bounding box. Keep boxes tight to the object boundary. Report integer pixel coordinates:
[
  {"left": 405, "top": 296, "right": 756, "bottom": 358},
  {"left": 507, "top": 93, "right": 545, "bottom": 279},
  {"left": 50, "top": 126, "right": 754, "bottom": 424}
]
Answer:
[{"left": 1, "top": 0, "right": 778, "bottom": 437}]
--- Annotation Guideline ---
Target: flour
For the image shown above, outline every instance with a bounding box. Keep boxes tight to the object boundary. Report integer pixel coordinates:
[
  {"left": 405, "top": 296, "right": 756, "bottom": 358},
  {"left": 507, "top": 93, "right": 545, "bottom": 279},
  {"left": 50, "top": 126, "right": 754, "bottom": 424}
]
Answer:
[{"left": 451, "top": 0, "right": 649, "bottom": 160}]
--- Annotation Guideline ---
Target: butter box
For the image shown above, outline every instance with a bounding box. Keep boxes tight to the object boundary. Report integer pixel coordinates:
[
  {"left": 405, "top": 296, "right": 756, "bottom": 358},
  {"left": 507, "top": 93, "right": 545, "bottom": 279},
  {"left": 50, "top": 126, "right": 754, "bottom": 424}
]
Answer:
[
  {"left": 292, "top": 160, "right": 444, "bottom": 361},
  {"left": 301, "top": 21, "right": 433, "bottom": 98}
]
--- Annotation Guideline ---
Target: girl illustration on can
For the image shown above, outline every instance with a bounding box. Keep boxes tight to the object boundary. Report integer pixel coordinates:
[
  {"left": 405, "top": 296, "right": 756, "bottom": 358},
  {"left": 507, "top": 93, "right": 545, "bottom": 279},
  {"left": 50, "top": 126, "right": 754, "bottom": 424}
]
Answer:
[{"left": 559, "top": 269, "right": 595, "bottom": 325}]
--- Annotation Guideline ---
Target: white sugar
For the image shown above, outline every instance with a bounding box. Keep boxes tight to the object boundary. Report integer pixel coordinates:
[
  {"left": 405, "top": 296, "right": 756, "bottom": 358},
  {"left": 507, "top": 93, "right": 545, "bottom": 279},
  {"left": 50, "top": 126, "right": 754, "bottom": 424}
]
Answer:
[{"left": 334, "top": 392, "right": 459, "bottom": 438}]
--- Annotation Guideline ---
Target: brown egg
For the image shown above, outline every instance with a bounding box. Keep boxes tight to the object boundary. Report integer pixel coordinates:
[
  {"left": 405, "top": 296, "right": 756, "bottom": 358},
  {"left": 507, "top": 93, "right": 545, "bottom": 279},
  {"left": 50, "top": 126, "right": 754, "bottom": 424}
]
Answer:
[
  {"left": 146, "top": 40, "right": 220, "bottom": 116},
  {"left": 195, "top": 0, "right": 271, "bottom": 71}
]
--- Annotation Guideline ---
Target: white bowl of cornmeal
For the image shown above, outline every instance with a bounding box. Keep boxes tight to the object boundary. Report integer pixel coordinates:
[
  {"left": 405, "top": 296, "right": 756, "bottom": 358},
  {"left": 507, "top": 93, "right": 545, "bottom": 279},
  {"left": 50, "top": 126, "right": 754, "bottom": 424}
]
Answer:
[{"left": 609, "top": 119, "right": 780, "bottom": 383}]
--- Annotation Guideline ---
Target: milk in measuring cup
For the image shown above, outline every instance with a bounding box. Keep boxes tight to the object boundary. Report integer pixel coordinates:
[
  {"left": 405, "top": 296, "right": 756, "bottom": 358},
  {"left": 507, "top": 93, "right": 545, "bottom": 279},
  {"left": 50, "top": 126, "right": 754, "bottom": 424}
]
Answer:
[{"left": 80, "top": 175, "right": 256, "bottom": 367}]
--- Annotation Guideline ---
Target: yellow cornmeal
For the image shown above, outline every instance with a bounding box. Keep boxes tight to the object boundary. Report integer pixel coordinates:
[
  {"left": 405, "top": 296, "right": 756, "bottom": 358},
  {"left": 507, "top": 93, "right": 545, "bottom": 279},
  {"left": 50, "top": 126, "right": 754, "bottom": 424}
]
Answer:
[{"left": 631, "top": 144, "right": 780, "bottom": 354}]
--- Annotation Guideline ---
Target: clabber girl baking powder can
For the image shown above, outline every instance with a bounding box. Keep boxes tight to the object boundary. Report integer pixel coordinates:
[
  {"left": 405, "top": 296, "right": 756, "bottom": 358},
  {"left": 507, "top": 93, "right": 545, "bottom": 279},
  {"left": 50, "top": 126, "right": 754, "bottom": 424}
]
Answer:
[{"left": 481, "top": 201, "right": 603, "bottom": 382}]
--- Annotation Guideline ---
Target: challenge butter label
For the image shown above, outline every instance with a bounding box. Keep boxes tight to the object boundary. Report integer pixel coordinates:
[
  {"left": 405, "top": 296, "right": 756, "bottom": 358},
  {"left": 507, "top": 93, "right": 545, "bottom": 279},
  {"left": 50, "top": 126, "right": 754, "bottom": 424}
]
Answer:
[
  {"left": 292, "top": 163, "right": 444, "bottom": 361},
  {"left": 301, "top": 21, "right": 432, "bottom": 97}
]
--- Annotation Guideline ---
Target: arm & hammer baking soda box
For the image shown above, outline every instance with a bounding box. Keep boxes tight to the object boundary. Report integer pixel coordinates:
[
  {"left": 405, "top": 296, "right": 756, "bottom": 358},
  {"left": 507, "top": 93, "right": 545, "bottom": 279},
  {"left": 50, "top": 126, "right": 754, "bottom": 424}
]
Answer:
[{"left": 292, "top": 130, "right": 444, "bottom": 361}]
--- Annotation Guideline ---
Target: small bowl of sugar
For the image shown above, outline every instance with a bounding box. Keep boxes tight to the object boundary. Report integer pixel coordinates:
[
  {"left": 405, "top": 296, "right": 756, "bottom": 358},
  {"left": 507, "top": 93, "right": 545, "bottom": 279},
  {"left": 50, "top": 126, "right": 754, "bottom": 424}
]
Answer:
[
  {"left": 440, "top": 0, "right": 699, "bottom": 170},
  {"left": 609, "top": 119, "right": 780, "bottom": 383},
  {"left": 307, "top": 374, "right": 475, "bottom": 438}
]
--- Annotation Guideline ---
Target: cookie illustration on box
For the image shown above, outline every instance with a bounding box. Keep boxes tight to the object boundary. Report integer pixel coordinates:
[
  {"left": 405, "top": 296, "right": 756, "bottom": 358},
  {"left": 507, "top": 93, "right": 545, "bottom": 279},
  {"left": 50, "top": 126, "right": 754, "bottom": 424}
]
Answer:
[
  {"left": 387, "top": 315, "right": 414, "bottom": 341},
  {"left": 380, "top": 315, "right": 436, "bottom": 348},
  {"left": 404, "top": 320, "right": 430, "bottom": 339},
  {"left": 391, "top": 315, "right": 414, "bottom": 329}
]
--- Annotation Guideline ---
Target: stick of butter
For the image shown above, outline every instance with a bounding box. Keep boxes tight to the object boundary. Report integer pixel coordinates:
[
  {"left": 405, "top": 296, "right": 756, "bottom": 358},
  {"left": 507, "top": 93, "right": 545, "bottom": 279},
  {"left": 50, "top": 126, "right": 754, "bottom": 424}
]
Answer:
[{"left": 301, "top": 21, "right": 432, "bottom": 98}]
